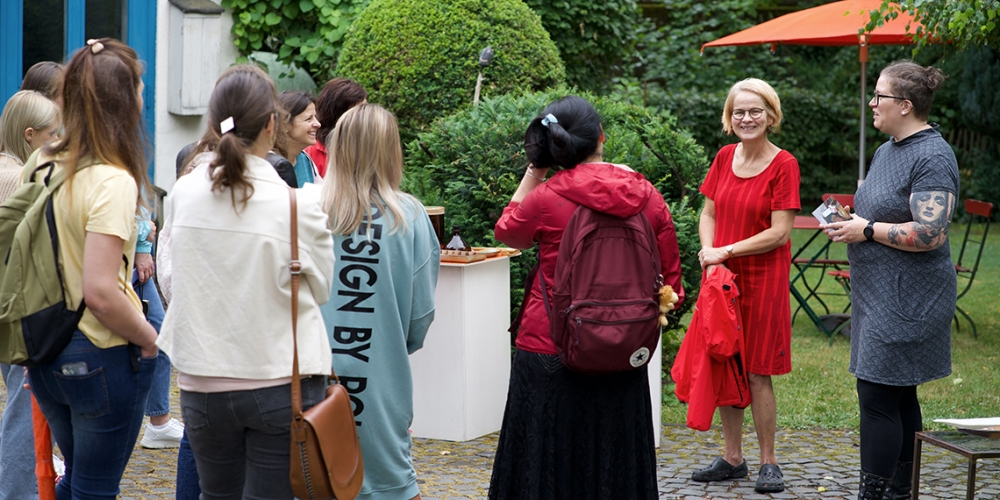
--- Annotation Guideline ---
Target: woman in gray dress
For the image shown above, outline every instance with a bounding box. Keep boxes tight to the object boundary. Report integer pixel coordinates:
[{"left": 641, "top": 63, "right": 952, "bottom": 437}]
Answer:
[{"left": 824, "top": 60, "right": 959, "bottom": 500}]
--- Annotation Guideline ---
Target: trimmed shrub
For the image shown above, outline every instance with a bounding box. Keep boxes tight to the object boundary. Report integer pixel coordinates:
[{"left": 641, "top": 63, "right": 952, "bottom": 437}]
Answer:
[
  {"left": 337, "top": 0, "right": 565, "bottom": 140},
  {"left": 403, "top": 89, "right": 708, "bottom": 355}
]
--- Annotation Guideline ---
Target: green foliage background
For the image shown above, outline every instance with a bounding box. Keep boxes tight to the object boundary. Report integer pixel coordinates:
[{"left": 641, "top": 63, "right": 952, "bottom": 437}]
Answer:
[
  {"left": 221, "top": 0, "right": 369, "bottom": 81},
  {"left": 335, "top": 0, "right": 565, "bottom": 141},
  {"left": 522, "top": 0, "right": 645, "bottom": 92},
  {"left": 869, "top": 0, "right": 1000, "bottom": 51},
  {"left": 402, "top": 89, "right": 708, "bottom": 356}
]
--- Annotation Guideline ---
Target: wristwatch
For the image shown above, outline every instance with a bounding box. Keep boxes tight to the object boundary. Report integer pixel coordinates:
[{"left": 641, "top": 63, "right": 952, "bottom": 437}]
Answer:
[
  {"left": 864, "top": 220, "right": 875, "bottom": 242},
  {"left": 725, "top": 245, "right": 735, "bottom": 259}
]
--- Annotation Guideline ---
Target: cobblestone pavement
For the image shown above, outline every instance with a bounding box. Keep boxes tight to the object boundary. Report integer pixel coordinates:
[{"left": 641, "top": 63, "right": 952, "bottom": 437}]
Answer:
[
  {"left": 114, "top": 423, "right": 1000, "bottom": 499},
  {"left": 5, "top": 383, "right": 998, "bottom": 499}
]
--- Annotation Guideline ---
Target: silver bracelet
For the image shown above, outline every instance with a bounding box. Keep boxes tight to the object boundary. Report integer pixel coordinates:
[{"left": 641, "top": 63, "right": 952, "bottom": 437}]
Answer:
[{"left": 525, "top": 168, "right": 546, "bottom": 182}]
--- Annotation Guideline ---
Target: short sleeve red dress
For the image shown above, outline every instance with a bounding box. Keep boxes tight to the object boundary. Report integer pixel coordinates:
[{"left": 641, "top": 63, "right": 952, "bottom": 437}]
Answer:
[{"left": 700, "top": 144, "right": 801, "bottom": 375}]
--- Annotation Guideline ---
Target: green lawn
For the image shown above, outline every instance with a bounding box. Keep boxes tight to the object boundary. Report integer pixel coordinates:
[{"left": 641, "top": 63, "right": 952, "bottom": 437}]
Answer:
[{"left": 662, "top": 222, "right": 1000, "bottom": 430}]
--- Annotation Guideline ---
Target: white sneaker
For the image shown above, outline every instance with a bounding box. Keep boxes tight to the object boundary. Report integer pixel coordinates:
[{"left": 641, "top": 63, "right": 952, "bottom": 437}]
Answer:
[{"left": 140, "top": 418, "right": 184, "bottom": 449}]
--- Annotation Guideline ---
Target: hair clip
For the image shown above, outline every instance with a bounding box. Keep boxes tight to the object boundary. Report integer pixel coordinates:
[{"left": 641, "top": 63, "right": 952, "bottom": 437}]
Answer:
[
  {"left": 220, "top": 116, "right": 235, "bottom": 135},
  {"left": 86, "top": 39, "right": 105, "bottom": 54},
  {"left": 541, "top": 113, "right": 558, "bottom": 128}
]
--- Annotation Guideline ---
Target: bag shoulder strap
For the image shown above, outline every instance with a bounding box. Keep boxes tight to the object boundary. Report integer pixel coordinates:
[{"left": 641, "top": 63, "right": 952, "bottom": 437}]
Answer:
[{"left": 289, "top": 188, "right": 305, "bottom": 421}]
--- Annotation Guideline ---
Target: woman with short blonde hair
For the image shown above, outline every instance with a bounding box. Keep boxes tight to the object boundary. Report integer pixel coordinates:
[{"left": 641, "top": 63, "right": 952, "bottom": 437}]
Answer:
[{"left": 691, "top": 77, "right": 799, "bottom": 494}]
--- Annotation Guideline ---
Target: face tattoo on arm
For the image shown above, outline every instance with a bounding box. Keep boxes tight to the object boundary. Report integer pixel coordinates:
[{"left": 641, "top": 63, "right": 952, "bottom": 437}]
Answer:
[{"left": 886, "top": 191, "right": 955, "bottom": 250}]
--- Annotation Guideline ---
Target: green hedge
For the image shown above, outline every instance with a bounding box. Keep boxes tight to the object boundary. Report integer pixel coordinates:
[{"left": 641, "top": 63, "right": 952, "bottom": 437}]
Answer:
[
  {"left": 337, "top": 0, "right": 565, "bottom": 141},
  {"left": 403, "top": 89, "right": 708, "bottom": 360}
]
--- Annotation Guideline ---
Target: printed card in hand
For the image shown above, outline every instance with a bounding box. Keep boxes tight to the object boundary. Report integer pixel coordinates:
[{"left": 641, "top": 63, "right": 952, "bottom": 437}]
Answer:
[{"left": 812, "top": 197, "right": 852, "bottom": 225}]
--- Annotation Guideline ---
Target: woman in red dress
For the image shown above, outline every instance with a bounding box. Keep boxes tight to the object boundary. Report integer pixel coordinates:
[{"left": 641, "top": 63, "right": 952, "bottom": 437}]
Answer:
[{"left": 691, "top": 78, "right": 800, "bottom": 494}]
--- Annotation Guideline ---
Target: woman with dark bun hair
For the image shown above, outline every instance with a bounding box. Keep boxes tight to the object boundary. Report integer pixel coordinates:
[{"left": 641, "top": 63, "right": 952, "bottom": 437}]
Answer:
[
  {"left": 824, "top": 61, "right": 958, "bottom": 500},
  {"left": 22, "top": 38, "right": 157, "bottom": 499},
  {"left": 305, "top": 77, "right": 367, "bottom": 177},
  {"left": 490, "top": 95, "right": 685, "bottom": 499},
  {"left": 157, "top": 65, "right": 334, "bottom": 498}
]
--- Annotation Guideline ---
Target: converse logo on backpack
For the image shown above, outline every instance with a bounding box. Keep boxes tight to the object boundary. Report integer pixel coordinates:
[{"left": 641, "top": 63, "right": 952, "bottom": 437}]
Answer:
[{"left": 630, "top": 347, "right": 651, "bottom": 368}]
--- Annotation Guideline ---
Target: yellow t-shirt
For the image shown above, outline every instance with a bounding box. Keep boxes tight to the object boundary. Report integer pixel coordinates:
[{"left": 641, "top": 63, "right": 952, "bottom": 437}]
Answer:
[{"left": 22, "top": 151, "right": 142, "bottom": 348}]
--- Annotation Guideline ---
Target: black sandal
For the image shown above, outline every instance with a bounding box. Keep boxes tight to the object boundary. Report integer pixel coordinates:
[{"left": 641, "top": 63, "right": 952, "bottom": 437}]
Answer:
[
  {"left": 691, "top": 457, "right": 748, "bottom": 482},
  {"left": 755, "top": 464, "right": 785, "bottom": 493}
]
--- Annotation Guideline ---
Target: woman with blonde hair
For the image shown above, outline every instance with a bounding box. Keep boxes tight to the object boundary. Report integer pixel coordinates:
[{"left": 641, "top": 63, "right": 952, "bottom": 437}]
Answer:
[
  {"left": 0, "top": 90, "right": 61, "bottom": 196},
  {"left": 22, "top": 38, "right": 159, "bottom": 499},
  {"left": 0, "top": 88, "right": 61, "bottom": 500},
  {"left": 157, "top": 65, "right": 334, "bottom": 498},
  {"left": 319, "top": 103, "right": 439, "bottom": 500},
  {"left": 690, "top": 78, "right": 800, "bottom": 494}
]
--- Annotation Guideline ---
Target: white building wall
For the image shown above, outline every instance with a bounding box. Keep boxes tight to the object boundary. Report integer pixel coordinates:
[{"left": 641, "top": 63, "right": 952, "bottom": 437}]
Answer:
[{"left": 153, "top": 0, "right": 238, "bottom": 191}]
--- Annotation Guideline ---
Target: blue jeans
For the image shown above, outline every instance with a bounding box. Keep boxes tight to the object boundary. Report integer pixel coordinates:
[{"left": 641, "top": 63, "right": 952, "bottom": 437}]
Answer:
[
  {"left": 28, "top": 331, "right": 156, "bottom": 500},
  {"left": 181, "top": 377, "right": 326, "bottom": 499},
  {"left": 176, "top": 431, "right": 201, "bottom": 500},
  {"left": 132, "top": 270, "right": 172, "bottom": 418},
  {"left": 0, "top": 363, "right": 38, "bottom": 500}
]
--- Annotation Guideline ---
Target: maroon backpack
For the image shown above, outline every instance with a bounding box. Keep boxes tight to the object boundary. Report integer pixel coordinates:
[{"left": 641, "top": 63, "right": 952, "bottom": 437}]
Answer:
[{"left": 539, "top": 206, "right": 663, "bottom": 374}]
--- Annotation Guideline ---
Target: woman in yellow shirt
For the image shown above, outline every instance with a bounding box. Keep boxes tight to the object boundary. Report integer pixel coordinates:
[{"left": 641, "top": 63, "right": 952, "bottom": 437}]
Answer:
[{"left": 24, "top": 38, "right": 159, "bottom": 500}]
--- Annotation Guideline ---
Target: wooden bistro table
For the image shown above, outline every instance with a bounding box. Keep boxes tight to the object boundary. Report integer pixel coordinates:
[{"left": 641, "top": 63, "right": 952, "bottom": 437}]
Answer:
[{"left": 913, "top": 430, "right": 1000, "bottom": 499}]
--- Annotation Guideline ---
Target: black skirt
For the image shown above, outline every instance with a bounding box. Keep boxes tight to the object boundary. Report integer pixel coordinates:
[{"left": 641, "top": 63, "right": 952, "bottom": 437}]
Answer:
[{"left": 488, "top": 349, "right": 658, "bottom": 500}]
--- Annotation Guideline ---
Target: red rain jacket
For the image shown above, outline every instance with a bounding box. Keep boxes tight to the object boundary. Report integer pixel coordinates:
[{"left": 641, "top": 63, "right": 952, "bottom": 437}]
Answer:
[
  {"left": 671, "top": 266, "right": 751, "bottom": 431},
  {"left": 495, "top": 162, "right": 685, "bottom": 355}
]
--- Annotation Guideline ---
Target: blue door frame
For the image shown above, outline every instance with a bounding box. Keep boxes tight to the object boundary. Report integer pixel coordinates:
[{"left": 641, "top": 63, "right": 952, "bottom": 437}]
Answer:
[{"left": 0, "top": 0, "right": 156, "bottom": 177}]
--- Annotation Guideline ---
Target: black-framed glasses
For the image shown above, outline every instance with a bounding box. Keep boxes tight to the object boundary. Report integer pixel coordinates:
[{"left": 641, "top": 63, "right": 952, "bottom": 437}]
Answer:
[
  {"left": 871, "top": 92, "right": 908, "bottom": 106},
  {"left": 731, "top": 108, "right": 765, "bottom": 120}
]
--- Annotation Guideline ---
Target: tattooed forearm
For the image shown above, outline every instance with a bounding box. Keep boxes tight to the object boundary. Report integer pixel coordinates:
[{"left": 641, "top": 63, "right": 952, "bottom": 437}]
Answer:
[{"left": 886, "top": 190, "right": 955, "bottom": 251}]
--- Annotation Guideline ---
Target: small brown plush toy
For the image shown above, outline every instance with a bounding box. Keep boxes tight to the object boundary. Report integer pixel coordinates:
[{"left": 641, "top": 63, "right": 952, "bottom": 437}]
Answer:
[{"left": 658, "top": 285, "right": 679, "bottom": 326}]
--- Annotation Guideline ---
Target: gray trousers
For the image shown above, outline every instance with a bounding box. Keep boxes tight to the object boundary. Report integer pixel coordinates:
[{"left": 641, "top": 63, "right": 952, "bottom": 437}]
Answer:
[{"left": 181, "top": 376, "right": 326, "bottom": 500}]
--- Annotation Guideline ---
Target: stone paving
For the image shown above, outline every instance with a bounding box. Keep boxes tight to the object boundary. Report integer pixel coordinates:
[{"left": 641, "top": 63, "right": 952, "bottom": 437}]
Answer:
[
  {"left": 5, "top": 382, "right": 999, "bottom": 499},
  {"left": 112, "top": 422, "right": 1000, "bottom": 499}
]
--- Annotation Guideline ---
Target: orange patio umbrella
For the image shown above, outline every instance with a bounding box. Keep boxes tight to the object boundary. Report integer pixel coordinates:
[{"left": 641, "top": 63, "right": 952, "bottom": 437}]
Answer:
[{"left": 701, "top": 0, "right": 924, "bottom": 180}]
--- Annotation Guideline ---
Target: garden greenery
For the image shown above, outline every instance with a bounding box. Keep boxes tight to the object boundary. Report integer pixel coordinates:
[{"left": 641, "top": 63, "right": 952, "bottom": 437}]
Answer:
[
  {"left": 336, "top": 0, "right": 565, "bottom": 140},
  {"left": 522, "top": 0, "right": 645, "bottom": 92},
  {"left": 402, "top": 89, "right": 708, "bottom": 357},
  {"left": 221, "top": 0, "right": 369, "bottom": 81}
]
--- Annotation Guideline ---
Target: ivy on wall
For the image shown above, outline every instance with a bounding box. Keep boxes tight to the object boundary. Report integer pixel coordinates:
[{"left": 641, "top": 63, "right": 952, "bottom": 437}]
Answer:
[{"left": 221, "top": 0, "right": 370, "bottom": 81}]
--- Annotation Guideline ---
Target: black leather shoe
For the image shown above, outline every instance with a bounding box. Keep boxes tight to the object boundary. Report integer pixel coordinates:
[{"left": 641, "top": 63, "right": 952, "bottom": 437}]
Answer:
[{"left": 691, "top": 457, "right": 749, "bottom": 482}]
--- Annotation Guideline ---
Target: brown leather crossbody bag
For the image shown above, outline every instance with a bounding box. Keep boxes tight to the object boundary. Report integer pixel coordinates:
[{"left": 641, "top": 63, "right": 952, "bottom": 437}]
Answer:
[{"left": 287, "top": 187, "right": 364, "bottom": 500}]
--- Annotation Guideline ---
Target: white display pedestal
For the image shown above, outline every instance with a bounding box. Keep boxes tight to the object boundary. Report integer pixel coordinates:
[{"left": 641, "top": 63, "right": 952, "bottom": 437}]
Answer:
[
  {"left": 649, "top": 339, "right": 662, "bottom": 448},
  {"left": 410, "top": 255, "right": 663, "bottom": 447},
  {"left": 410, "top": 257, "right": 512, "bottom": 441}
]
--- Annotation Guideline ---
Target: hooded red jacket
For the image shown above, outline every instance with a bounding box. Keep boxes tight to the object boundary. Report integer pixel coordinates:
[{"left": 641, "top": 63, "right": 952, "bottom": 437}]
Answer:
[
  {"left": 671, "top": 266, "right": 751, "bottom": 431},
  {"left": 495, "top": 162, "right": 685, "bottom": 355}
]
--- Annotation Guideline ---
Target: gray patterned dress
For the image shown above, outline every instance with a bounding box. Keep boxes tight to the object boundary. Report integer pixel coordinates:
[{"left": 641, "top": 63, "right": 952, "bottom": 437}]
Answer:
[{"left": 848, "top": 126, "right": 959, "bottom": 386}]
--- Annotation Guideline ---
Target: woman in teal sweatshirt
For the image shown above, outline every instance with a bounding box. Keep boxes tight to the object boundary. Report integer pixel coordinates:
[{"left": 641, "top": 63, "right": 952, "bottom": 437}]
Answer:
[{"left": 319, "top": 103, "right": 440, "bottom": 500}]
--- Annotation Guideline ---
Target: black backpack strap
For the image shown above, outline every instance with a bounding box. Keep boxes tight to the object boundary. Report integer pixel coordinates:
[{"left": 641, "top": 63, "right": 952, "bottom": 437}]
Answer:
[
  {"left": 45, "top": 193, "right": 86, "bottom": 313},
  {"left": 508, "top": 258, "right": 539, "bottom": 339}
]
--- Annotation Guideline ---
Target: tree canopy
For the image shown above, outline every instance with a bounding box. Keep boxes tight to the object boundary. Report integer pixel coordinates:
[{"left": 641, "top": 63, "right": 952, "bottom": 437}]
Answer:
[{"left": 868, "top": 0, "right": 999, "bottom": 50}]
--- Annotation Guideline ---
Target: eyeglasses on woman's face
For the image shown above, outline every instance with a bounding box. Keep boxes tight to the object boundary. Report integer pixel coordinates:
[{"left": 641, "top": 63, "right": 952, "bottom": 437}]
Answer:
[
  {"left": 871, "top": 92, "right": 908, "bottom": 107},
  {"left": 731, "top": 108, "right": 765, "bottom": 120}
]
